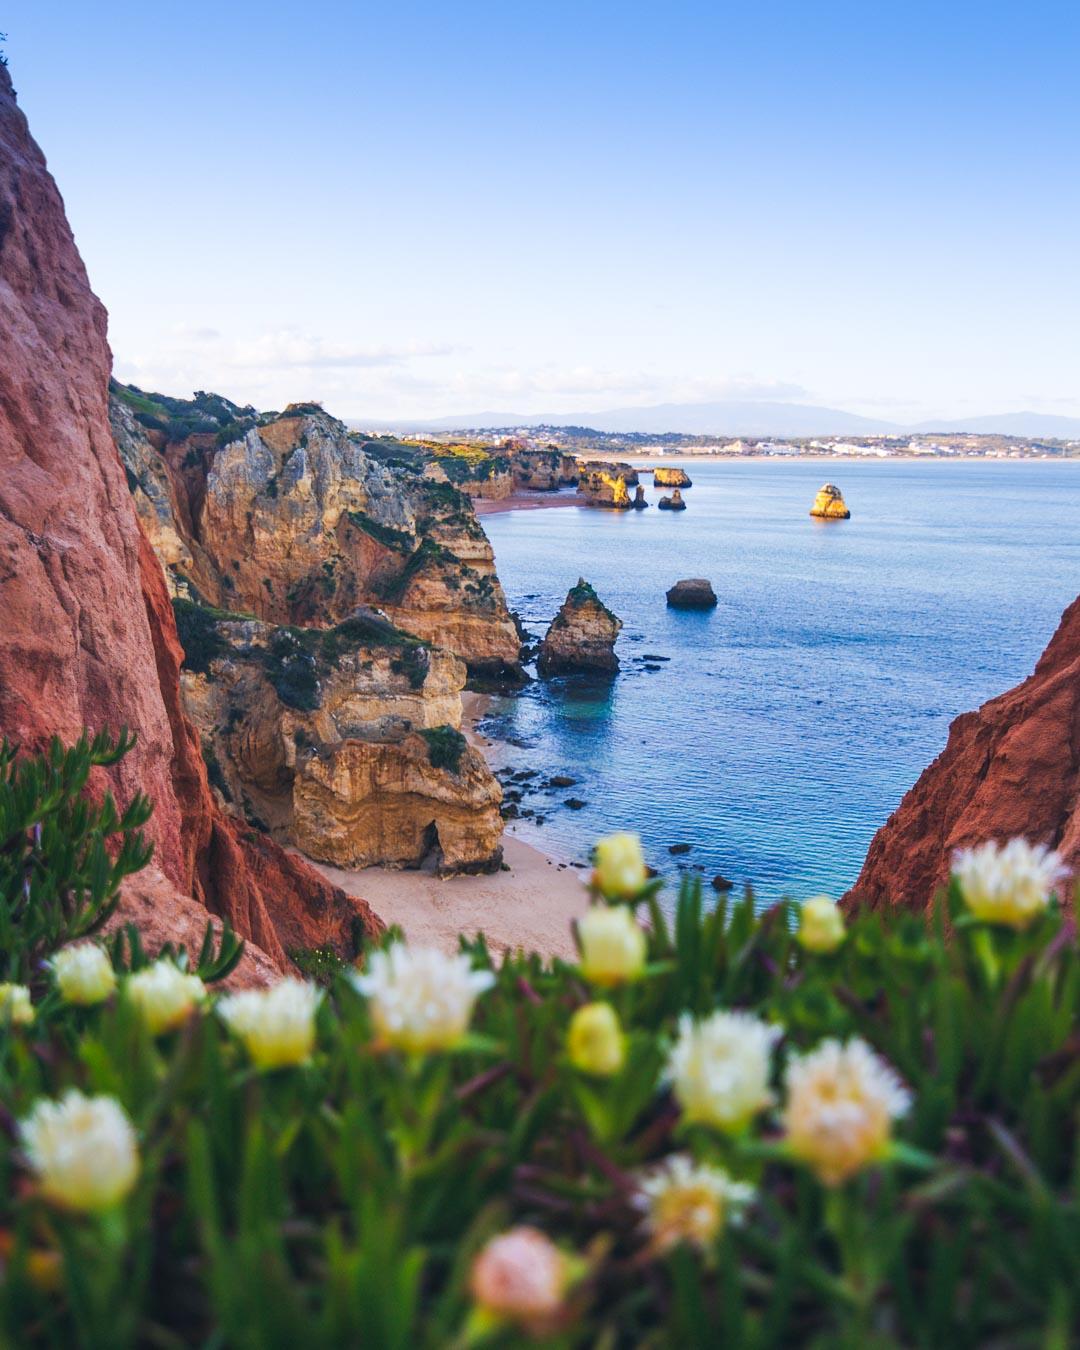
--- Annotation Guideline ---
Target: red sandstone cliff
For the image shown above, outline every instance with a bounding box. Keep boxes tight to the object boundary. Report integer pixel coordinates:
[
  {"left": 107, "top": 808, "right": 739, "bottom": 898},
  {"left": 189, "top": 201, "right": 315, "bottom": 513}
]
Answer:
[
  {"left": 847, "top": 595, "right": 1080, "bottom": 913},
  {"left": 0, "top": 65, "right": 380, "bottom": 969}
]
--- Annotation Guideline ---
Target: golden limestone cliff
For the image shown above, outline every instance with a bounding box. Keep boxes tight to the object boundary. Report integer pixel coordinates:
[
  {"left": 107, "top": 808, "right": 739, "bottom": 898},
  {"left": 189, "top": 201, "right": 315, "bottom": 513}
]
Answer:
[
  {"left": 653, "top": 465, "right": 692, "bottom": 487},
  {"left": 576, "top": 462, "right": 636, "bottom": 509},
  {"left": 809, "top": 483, "right": 851, "bottom": 519},
  {"left": 113, "top": 389, "right": 512, "bottom": 872}
]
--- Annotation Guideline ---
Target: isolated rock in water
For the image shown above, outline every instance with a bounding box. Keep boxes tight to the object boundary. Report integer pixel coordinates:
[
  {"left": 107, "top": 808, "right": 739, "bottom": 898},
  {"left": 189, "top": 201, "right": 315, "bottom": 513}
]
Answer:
[
  {"left": 653, "top": 466, "right": 693, "bottom": 488},
  {"left": 658, "top": 489, "right": 687, "bottom": 511},
  {"left": 576, "top": 461, "right": 636, "bottom": 509},
  {"left": 632, "top": 485, "right": 648, "bottom": 509},
  {"left": 847, "top": 594, "right": 1080, "bottom": 914},
  {"left": 538, "top": 579, "right": 622, "bottom": 675},
  {"left": 0, "top": 64, "right": 381, "bottom": 970},
  {"left": 666, "top": 578, "right": 718, "bottom": 609},
  {"left": 810, "top": 483, "right": 851, "bottom": 519}
]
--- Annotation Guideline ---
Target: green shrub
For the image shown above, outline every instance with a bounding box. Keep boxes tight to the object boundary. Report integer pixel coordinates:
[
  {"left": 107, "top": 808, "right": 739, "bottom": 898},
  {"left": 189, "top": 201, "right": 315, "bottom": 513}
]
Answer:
[
  {"left": 262, "top": 629, "right": 319, "bottom": 711},
  {"left": 171, "top": 598, "right": 234, "bottom": 675},
  {"left": 419, "top": 724, "right": 467, "bottom": 773},
  {"left": 3, "top": 751, "right": 1080, "bottom": 1346},
  {"left": 345, "top": 510, "right": 414, "bottom": 553}
]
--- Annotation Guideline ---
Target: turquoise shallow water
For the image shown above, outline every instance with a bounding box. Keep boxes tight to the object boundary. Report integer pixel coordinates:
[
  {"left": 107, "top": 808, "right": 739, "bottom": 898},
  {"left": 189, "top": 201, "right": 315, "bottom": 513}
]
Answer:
[{"left": 479, "top": 458, "right": 1080, "bottom": 904}]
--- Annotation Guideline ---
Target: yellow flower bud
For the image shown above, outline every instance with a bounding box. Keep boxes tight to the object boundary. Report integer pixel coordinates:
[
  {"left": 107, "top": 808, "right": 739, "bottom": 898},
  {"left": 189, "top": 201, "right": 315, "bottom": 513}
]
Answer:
[
  {"left": 20, "top": 1091, "right": 139, "bottom": 1213},
  {"left": 0, "top": 983, "right": 33, "bottom": 1026},
  {"left": 126, "top": 961, "right": 206, "bottom": 1035},
  {"left": 592, "top": 832, "right": 647, "bottom": 900},
  {"left": 577, "top": 905, "right": 647, "bottom": 987},
  {"left": 50, "top": 943, "right": 117, "bottom": 1005},
  {"left": 567, "top": 1002, "right": 625, "bottom": 1077},
  {"left": 798, "top": 896, "right": 846, "bottom": 953}
]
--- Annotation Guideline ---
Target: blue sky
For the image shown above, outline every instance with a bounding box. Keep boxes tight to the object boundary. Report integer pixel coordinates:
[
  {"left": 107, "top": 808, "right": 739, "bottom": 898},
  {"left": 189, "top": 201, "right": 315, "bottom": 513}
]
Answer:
[{"left": 4, "top": 1, "right": 1078, "bottom": 423}]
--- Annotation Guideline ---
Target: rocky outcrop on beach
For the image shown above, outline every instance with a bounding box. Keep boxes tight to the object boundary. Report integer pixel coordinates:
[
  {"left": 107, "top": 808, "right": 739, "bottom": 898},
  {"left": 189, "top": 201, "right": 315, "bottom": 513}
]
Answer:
[
  {"left": 537, "top": 579, "right": 622, "bottom": 675},
  {"left": 658, "top": 490, "right": 687, "bottom": 511},
  {"left": 0, "top": 65, "right": 380, "bottom": 971},
  {"left": 810, "top": 483, "right": 851, "bottom": 519},
  {"left": 653, "top": 466, "right": 692, "bottom": 488},
  {"left": 576, "top": 463, "right": 636, "bottom": 509},
  {"left": 509, "top": 446, "right": 578, "bottom": 491},
  {"left": 847, "top": 595, "right": 1080, "bottom": 914},
  {"left": 666, "top": 578, "right": 718, "bottom": 609},
  {"left": 173, "top": 604, "right": 503, "bottom": 873}
]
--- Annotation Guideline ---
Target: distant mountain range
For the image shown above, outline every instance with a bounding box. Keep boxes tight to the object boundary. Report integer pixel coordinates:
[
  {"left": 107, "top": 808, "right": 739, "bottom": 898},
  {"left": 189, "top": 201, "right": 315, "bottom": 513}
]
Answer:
[{"left": 362, "top": 401, "right": 1080, "bottom": 440}]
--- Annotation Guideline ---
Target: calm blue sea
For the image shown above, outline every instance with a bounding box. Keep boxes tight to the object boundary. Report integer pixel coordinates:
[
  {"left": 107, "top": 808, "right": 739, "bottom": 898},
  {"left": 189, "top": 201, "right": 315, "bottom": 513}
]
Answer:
[{"left": 479, "top": 458, "right": 1080, "bottom": 905}]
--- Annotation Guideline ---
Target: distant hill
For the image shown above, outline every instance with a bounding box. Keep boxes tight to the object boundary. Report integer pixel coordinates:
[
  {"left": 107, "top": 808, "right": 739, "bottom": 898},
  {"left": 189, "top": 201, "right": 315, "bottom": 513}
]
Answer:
[
  {"left": 371, "top": 401, "right": 902, "bottom": 437},
  {"left": 362, "top": 401, "right": 1080, "bottom": 440},
  {"left": 908, "top": 412, "right": 1080, "bottom": 438}
]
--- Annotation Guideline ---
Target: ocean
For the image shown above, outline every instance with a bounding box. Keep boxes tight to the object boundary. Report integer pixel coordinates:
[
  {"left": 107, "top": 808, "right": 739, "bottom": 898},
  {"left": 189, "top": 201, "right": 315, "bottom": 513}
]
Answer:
[{"left": 478, "top": 458, "right": 1080, "bottom": 906}]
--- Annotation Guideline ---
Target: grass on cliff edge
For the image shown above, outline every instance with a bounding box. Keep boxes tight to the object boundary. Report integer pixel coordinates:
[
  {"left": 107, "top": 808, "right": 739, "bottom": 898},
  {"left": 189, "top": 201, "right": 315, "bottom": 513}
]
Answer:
[{"left": 2, "top": 735, "right": 1080, "bottom": 1347}]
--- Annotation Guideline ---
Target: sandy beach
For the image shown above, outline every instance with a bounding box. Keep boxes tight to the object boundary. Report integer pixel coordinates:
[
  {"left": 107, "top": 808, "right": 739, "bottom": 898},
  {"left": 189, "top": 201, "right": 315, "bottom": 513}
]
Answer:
[
  {"left": 474, "top": 489, "right": 583, "bottom": 516},
  {"left": 307, "top": 690, "right": 591, "bottom": 960}
]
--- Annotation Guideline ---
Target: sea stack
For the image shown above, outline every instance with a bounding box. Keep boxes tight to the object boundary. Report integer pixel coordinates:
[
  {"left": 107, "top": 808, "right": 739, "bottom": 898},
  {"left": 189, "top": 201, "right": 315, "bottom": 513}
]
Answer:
[
  {"left": 666, "top": 578, "right": 718, "bottom": 609},
  {"left": 654, "top": 466, "right": 692, "bottom": 488},
  {"left": 810, "top": 483, "right": 850, "bottom": 519},
  {"left": 658, "top": 489, "right": 687, "bottom": 511},
  {"left": 631, "top": 485, "right": 648, "bottom": 510},
  {"left": 537, "top": 578, "right": 622, "bottom": 676}
]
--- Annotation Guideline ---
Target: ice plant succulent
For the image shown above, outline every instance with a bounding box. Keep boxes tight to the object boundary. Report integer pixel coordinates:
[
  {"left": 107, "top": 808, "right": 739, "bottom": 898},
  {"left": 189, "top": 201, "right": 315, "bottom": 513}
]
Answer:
[
  {"left": 50, "top": 943, "right": 117, "bottom": 1006},
  {"left": 667, "top": 1009, "right": 781, "bottom": 1133},
  {"left": 637, "top": 1154, "right": 754, "bottom": 1253},
  {"left": 469, "top": 1226, "right": 571, "bottom": 1336},
  {"left": 126, "top": 960, "right": 206, "bottom": 1035},
  {"left": 577, "top": 904, "right": 647, "bottom": 987},
  {"left": 0, "top": 982, "right": 33, "bottom": 1025},
  {"left": 592, "top": 831, "right": 648, "bottom": 900},
  {"left": 952, "top": 837, "right": 1068, "bottom": 929},
  {"left": 351, "top": 943, "right": 494, "bottom": 1054},
  {"left": 782, "top": 1037, "right": 912, "bottom": 1186},
  {"left": 217, "top": 978, "right": 322, "bottom": 1070},
  {"left": 20, "top": 1091, "right": 138, "bottom": 1213},
  {"left": 798, "top": 895, "right": 847, "bottom": 953},
  {"left": 567, "top": 1001, "right": 626, "bottom": 1077}
]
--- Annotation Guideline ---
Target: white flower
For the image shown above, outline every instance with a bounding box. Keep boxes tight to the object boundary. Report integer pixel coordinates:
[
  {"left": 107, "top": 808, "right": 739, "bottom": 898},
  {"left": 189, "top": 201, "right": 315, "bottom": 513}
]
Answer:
[
  {"left": 782, "top": 1037, "right": 911, "bottom": 1185},
  {"left": 351, "top": 943, "right": 494, "bottom": 1053},
  {"left": 20, "top": 1090, "right": 139, "bottom": 1212},
  {"left": 217, "top": 978, "right": 322, "bottom": 1069},
  {"left": 577, "top": 905, "right": 647, "bottom": 987},
  {"left": 592, "top": 832, "right": 648, "bottom": 900},
  {"left": 126, "top": 960, "right": 206, "bottom": 1035},
  {"left": 667, "top": 1010, "right": 781, "bottom": 1133},
  {"left": 797, "top": 896, "right": 846, "bottom": 953},
  {"left": 636, "top": 1153, "right": 754, "bottom": 1251},
  {"left": 50, "top": 944, "right": 117, "bottom": 1006},
  {"left": 0, "top": 982, "right": 33, "bottom": 1025},
  {"left": 952, "top": 838, "right": 1068, "bottom": 929}
]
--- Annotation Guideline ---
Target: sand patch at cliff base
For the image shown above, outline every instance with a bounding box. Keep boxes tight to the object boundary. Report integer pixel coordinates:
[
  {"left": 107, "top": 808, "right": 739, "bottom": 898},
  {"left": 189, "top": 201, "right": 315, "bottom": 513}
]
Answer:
[{"left": 309, "top": 835, "right": 590, "bottom": 961}]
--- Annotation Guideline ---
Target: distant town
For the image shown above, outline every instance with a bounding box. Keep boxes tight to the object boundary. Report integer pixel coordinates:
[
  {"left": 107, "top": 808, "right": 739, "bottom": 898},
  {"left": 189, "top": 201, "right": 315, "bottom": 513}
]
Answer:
[{"left": 383, "top": 424, "right": 1080, "bottom": 461}]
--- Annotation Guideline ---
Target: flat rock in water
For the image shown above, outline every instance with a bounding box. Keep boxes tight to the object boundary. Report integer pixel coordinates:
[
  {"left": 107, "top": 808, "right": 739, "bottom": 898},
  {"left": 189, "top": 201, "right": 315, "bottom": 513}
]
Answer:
[{"left": 666, "top": 578, "right": 718, "bottom": 609}]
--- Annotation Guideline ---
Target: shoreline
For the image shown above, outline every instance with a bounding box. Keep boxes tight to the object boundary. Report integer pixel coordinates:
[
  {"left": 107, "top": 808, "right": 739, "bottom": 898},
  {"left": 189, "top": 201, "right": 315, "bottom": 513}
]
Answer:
[
  {"left": 306, "top": 692, "right": 591, "bottom": 961},
  {"left": 474, "top": 489, "right": 583, "bottom": 516}
]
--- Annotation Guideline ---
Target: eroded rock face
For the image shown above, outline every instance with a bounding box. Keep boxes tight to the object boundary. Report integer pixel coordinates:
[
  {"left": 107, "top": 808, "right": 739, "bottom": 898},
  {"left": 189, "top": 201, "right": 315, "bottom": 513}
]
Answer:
[
  {"left": 577, "top": 465, "right": 633, "bottom": 509},
  {"left": 538, "top": 579, "right": 622, "bottom": 675},
  {"left": 176, "top": 606, "right": 503, "bottom": 873},
  {"left": 510, "top": 448, "right": 578, "bottom": 491},
  {"left": 658, "top": 490, "right": 686, "bottom": 511},
  {"left": 294, "top": 733, "right": 503, "bottom": 872},
  {"left": 847, "top": 595, "right": 1080, "bottom": 914},
  {"left": 653, "top": 466, "right": 692, "bottom": 488},
  {"left": 810, "top": 483, "right": 850, "bottom": 519},
  {"left": 0, "top": 67, "right": 380, "bottom": 970},
  {"left": 114, "top": 394, "right": 523, "bottom": 678},
  {"left": 666, "top": 578, "right": 717, "bottom": 609}
]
